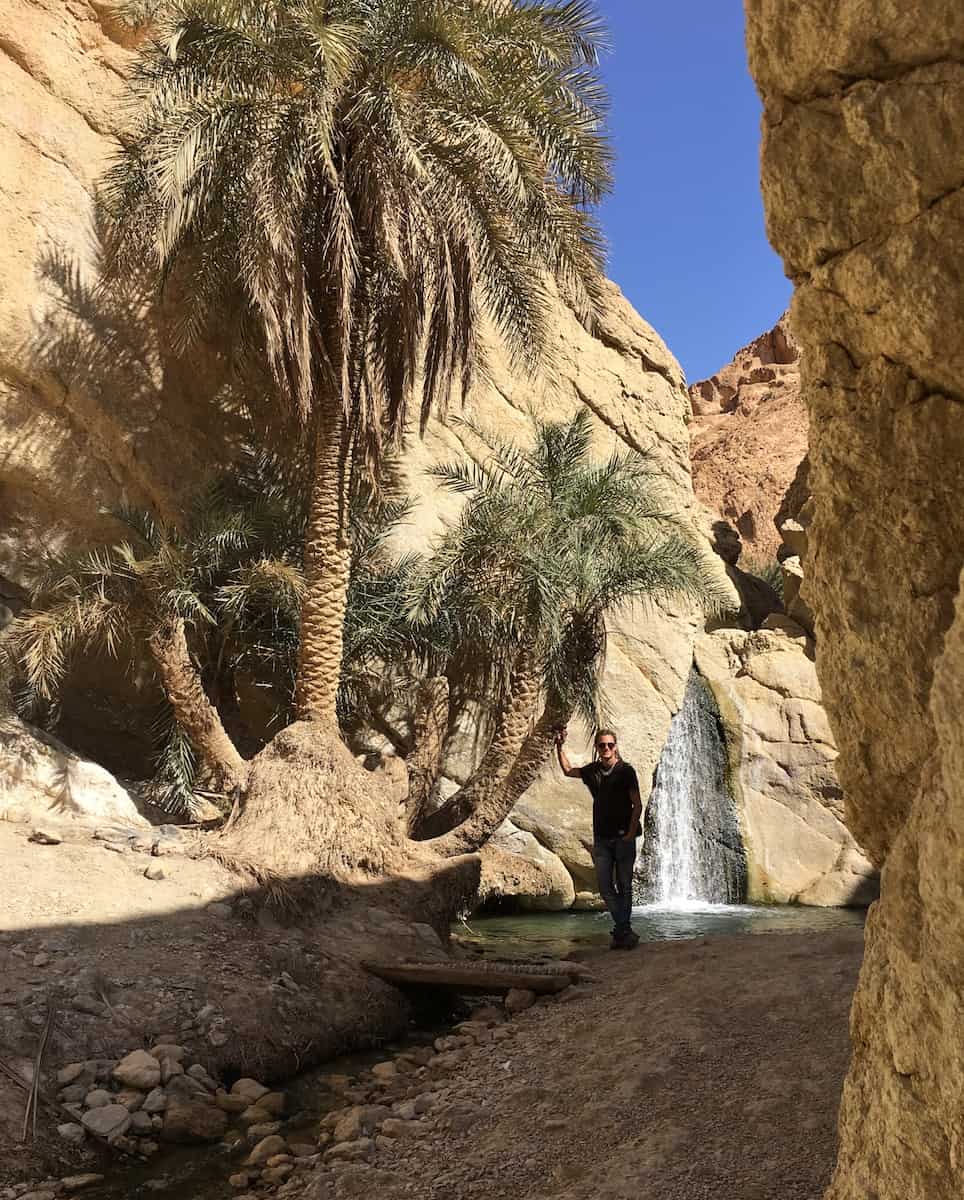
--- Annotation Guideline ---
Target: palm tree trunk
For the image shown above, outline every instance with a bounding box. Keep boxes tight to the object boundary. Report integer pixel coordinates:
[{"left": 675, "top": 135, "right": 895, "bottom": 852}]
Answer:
[
  {"left": 426, "top": 697, "right": 571, "bottom": 857},
  {"left": 295, "top": 392, "right": 353, "bottom": 724},
  {"left": 147, "top": 616, "right": 248, "bottom": 794},
  {"left": 405, "top": 676, "right": 451, "bottom": 834},
  {"left": 412, "top": 650, "right": 541, "bottom": 840}
]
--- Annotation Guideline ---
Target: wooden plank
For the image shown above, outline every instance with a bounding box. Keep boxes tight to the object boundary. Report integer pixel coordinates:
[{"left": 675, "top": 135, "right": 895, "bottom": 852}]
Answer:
[{"left": 361, "top": 960, "right": 571, "bottom": 995}]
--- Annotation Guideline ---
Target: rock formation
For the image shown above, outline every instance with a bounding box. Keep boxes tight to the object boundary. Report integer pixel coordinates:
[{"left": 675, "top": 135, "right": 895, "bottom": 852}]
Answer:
[
  {"left": 689, "top": 316, "right": 807, "bottom": 560},
  {"left": 745, "top": 2, "right": 964, "bottom": 1196},
  {"left": 0, "top": 2, "right": 724, "bottom": 903},
  {"left": 696, "top": 623, "right": 876, "bottom": 906}
]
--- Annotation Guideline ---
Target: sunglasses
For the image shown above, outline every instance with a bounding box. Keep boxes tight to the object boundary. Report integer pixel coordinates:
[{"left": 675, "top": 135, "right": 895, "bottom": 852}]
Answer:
[{"left": 596, "top": 740, "right": 616, "bottom": 749}]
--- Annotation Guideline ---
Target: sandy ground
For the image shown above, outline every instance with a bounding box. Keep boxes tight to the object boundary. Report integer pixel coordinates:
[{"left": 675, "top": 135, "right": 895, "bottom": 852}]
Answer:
[{"left": 305, "top": 926, "right": 864, "bottom": 1200}]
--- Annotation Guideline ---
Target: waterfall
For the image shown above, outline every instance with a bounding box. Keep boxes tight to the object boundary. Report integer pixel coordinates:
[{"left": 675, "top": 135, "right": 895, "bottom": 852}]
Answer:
[{"left": 634, "top": 668, "right": 746, "bottom": 907}]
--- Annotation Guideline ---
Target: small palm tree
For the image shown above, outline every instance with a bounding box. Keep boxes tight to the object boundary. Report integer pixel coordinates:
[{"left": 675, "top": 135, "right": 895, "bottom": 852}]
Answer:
[
  {"left": 2, "top": 456, "right": 423, "bottom": 813},
  {"left": 103, "top": 0, "right": 613, "bottom": 731},
  {"left": 411, "top": 409, "right": 725, "bottom": 854}
]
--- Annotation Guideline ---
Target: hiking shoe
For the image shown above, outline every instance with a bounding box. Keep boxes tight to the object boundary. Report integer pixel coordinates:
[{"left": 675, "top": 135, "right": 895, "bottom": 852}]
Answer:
[{"left": 611, "top": 929, "right": 640, "bottom": 951}]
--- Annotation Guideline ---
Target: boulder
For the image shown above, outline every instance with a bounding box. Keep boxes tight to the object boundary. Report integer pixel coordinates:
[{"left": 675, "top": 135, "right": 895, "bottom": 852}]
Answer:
[
  {"left": 0, "top": 714, "right": 146, "bottom": 827},
  {"left": 478, "top": 821, "right": 575, "bottom": 911},
  {"left": 695, "top": 629, "right": 877, "bottom": 906}
]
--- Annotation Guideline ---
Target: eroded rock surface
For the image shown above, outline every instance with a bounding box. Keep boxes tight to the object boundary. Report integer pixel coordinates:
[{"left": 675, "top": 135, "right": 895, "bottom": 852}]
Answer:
[
  {"left": 690, "top": 315, "right": 807, "bottom": 560},
  {"left": 696, "top": 626, "right": 876, "bottom": 906},
  {"left": 746, "top": 3, "right": 964, "bottom": 1195}
]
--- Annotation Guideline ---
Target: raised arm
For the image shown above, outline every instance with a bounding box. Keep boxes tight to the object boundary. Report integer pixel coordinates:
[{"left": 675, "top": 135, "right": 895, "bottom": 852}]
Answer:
[{"left": 555, "top": 727, "right": 583, "bottom": 779}]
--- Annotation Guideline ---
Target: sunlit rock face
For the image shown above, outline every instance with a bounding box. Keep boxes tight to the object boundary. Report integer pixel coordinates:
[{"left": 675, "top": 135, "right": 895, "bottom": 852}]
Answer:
[
  {"left": 745, "top": 3, "right": 964, "bottom": 1197},
  {"left": 689, "top": 315, "right": 808, "bottom": 561},
  {"left": 0, "top": 4, "right": 726, "bottom": 836}
]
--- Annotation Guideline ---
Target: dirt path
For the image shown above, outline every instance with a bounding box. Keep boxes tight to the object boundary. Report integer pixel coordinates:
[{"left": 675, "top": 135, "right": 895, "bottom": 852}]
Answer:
[{"left": 304, "top": 926, "right": 863, "bottom": 1200}]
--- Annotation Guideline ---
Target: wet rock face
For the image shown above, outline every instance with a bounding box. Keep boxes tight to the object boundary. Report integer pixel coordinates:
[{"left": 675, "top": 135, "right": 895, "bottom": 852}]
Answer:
[{"left": 745, "top": 3, "right": 964, "bottom": 1197}]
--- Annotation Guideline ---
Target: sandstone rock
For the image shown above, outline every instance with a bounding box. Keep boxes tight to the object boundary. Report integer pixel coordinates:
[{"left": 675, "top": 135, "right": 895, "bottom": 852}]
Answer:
[
  {"left": 244, "top": 1134, "right": 287, "bottom": 1166},
  {"left": 504, "top": 988, "right": 537, "bottom": 1014},
  {"left": 689, "top": 315, "right": 806, "bottom": 560},
  {"left": 246, "top": 1122, "right": 282, "bottom": 1140},
  {"left": 161, "top": 1097, "right": 227, "bottom": 1144},
  {"left": 745, "top": 4, "right": 964, "bottom": 1195},
  {"left": 262, "top": 1165, "right": 295, "bottom": 1184},
  {"left": 695, "top": 631, "right": 877, "bottom": 906},
  {"left": 324, "top": 1137, "right": 373, "bottom": 1163},
  {"left": 257, "top": 1091, "right": 285, "bottom": 1115},
  {"left": 215, "top": 1091, "right": 248, "bottom": 1114},
  {"left": 60, "top": 1174, "right": 104, "bottom": 1192},
  {"left": 150, "top": 1043, "right": 187, "bottom": 1063},
  {"left": 56, "top": 1123, "right": 86, "bottom": 1145},
  {"left": 143, "top": 865, "right": 165, "bottom": 882},
  {"left": 478, "top": 821, "right": 575, "bottom": 911},
  {"left": 81, "top": 1104, "right": 131, "bottom": 1141},
  {"left": 113, "top": 1049, "right": 161, "bottom": 1090},
  {"left": 231, "top": 1078, "right": 270, "bottom": 1104},
  {"left": 0, "top": 716, "right": 146, "bottom": 827},
  {"left": 56, "top": 1062, "right": 89, "bottom": 1087},
  {"left": 370, "top": 1062, "right": 396, "bottom": 1082}
]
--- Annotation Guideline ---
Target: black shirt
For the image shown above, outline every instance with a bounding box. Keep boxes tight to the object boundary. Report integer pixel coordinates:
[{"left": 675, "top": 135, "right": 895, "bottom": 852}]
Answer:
[{"left": 580, "top": 760, "right": 641, "bottom": 839}]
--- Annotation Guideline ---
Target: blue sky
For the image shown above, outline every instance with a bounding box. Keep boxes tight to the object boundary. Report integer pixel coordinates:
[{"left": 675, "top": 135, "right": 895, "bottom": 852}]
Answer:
[{"left": 595, "top": 1, "right": 791, "bottom": 382}]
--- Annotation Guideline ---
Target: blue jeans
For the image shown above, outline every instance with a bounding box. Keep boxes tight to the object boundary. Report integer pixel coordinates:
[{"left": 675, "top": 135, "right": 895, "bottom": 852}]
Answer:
[{"left": 593, "top": 836, "right": 638, "bottom": 934}]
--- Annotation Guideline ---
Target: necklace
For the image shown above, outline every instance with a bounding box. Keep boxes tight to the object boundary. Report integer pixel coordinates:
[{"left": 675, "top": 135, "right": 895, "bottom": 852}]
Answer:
[{"left": 599, "top": 762, "right": 615, "bottom": 776}]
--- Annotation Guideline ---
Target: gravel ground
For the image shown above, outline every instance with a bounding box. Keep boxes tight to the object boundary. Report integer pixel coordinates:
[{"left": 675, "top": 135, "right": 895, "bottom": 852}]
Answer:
[{"left": 304, "top": 925, "right": 864, "bottom": 1200}]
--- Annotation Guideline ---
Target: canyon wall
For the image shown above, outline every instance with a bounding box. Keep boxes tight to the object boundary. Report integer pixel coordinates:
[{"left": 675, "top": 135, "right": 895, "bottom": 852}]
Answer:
[
  {"left": 689, "top": 315, "right": 807, "bottom": 561},
  {"left": 0, "top": 3, "right": 720, "bottom": 862},
  {"left": 745, "top": 3, "right": 964, "bottom": 1197}
]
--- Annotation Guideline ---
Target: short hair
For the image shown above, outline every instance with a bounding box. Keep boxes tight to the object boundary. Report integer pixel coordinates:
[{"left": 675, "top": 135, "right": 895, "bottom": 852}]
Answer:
[{"left": 594, "top": 728, "right": 617, "bottom": 744}]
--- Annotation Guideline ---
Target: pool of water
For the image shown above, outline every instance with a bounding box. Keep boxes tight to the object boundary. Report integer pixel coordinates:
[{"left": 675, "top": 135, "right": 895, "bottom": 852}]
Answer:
[{"left": 457, "top": 902, "right": 866, "bottom": 959}]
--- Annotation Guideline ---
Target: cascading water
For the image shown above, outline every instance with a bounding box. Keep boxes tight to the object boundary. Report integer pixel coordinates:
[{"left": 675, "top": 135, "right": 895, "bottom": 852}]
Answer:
[{"left": 634, "top": 667, "right": 746, "bottom": 907}]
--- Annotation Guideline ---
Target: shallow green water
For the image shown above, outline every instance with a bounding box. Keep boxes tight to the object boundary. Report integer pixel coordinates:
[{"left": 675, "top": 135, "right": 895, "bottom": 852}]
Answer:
[{"left": 458, "top": 902, "right": 866, "bottom": 959}]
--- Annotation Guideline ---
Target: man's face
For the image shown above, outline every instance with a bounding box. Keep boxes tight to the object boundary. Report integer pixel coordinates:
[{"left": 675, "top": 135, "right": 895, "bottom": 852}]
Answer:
[{"left": 596, "top": 735, "right": 617, "bottom": 764}]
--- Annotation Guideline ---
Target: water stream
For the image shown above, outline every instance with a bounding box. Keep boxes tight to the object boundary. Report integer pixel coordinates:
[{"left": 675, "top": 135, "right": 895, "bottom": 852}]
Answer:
[{"left": 635, "top": 667, "right": 746, "bottom": 907}]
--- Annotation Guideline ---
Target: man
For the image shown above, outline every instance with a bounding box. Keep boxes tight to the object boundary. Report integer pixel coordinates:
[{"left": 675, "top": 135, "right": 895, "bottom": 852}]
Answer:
[{"left": 555, "top": 726, "right": 642, "bottom": 950}]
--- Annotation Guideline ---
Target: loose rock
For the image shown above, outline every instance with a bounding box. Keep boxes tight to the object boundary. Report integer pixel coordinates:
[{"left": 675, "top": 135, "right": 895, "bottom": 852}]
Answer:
[
  {"left": 504, "top": 988, "right": 537, "bottom": 1014},
  {"left": 231, "top": 1078, "right": 270, "bottom": 1103},
  {"left": 56, "top": 1123, "right": 86, "bottom": 1146},
  {"left": 84, "top": 1089, "right": 112, "bottom": 1109},
  {"left": 161, "top": 1097, "right": 228, "bottom": 1143},
  {"left": 29, "top": 828, "right": 62, "bottom": 845},
  {"left": 81, "top": 1105, "right": 132, "bottom": 1141},
  {"left": 244, "top": 1134, "right": 287, "bottom": 1166},
  {"left": 113, "top": 1050, "right": 162, "bottom": 1090},
  {"left": 60, "top": 1176, "right": 104, "bottom": 1193}
]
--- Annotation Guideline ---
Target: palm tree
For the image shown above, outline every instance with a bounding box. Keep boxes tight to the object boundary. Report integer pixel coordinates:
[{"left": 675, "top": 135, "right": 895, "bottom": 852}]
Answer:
[
  {"left": 103, "top": 0, "right": 613, "bottom": 732},
  {"left": 409, "top": 409, "right": 726, "bottom": 855},
  {"left": 2, "top": 455, "right": 423, "bottom": 813}
]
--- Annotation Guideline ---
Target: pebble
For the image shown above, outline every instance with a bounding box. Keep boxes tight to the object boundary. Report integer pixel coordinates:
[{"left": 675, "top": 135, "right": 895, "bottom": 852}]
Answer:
[
  {"left": 228, "top": 1174, "right": 250, "bottom": 1189},
  {"left": 142, "top": 1087, "right": 168, "bottom": 1114},
  {"left": 60, "top": 1084, "right": 88, "bottom": 1103},
  {"left": 244, "top": 1134, "right": 287, "bottom": 1166},
  {"left": 114, "top": 1049, "right": 162, "bottom": 1090},
  {"left": 261, "top": 1165, "right": 294, "bottom": 1184},
  {"left": 143, "top": 865, "right": 165, "bottom": 881},
  {"left": 215, "top": 1091, "right": 248, "bottom": 1114},
  {"left": 71, "top": 995, "right": 106, "bottom": 1017},
  {"left": 246, "top": 1122, "right": 282, "bottom": 1140},
  {"left": 56, "top": 1123, "right": 86, "bottom": 1146},
  {"left": 258, "top": 1091, "right": 285, "bottom": 1116},
  {"left": 151, "top": 1043, "right": 188, "bottom": 1063},
  {"left": 231, "top": 1078, "right": 270, "bottom": 1103},
  {"left": 84, "top": 1089, "right": 112, "bottom": 1109},
  {"left": 32, "top": 953, "right": 50, "bottom": 967},
  {"left": 504, "top": 987, "right": 537, "bottom": 1013},
  {"left": 130, "top": 1112, "right": 154, "bottom": 1134},
  {"left": 324, "top": 1137, "right": 373, "bottom": 1163},
  {"left": 57, "top": 1063, "right": 89, "bottom": 1087},
  {"left": 115, "top": 1090, "right": 145, "bottom": 1111},
  {"left": 81, "top": 1104, "right": 131, "bottom": 1140},
  {"left": 60, "top": 1176, "right": 104, "bottom": 1193},
  {"left": 29, "top": 828, "right": 62, "bottom": 845},
  {"left": 371, "top": 1061, "right": 396, "bottom": 1081}
]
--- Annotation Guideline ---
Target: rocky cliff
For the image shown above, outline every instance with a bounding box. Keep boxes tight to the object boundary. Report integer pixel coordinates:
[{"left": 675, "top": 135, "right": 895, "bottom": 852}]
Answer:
[
  {"left": 689, "top": 316, "right": 807, "bottom": 560},
  {"left": 745, "top": 2, "right": 964, "bottom": 1197},
  {"left": 0, "top": 2, "right": 719, "bottom": 878}
]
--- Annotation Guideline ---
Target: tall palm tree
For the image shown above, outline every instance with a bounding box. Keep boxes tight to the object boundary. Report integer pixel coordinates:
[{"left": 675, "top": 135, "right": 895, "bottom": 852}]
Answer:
[
  {"left": 103, "top": 0, "right": 613, "bottom": 730},
  {"left": 409, "top": 409, "right": 726, "bottom": 854}
]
